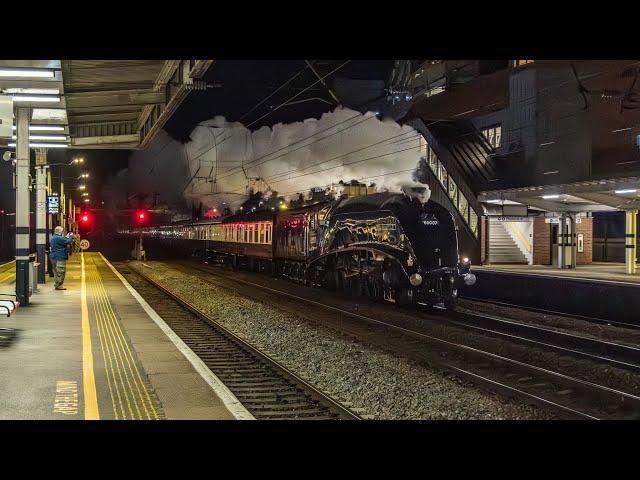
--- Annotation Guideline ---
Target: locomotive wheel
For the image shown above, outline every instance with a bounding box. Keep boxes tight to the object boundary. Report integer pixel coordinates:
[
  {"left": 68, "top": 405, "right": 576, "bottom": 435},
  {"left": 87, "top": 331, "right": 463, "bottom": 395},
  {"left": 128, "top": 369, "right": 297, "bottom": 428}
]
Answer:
[
  {"left": 396, "top": 288, "right": 415, "bottom": 307},
  {"left": 350, "top": 274, "right": 363, "bottom": 298}
]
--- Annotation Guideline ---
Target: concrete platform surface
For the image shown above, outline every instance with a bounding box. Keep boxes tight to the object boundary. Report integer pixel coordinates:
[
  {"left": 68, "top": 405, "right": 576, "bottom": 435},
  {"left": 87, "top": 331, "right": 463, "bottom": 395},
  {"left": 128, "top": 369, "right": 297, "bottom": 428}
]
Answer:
[
  {"left": 0, "top": 252, "right": 238, "bottom": 420},
  {"left": 476, "top": 262, "right": 640, "bottom": 285}
]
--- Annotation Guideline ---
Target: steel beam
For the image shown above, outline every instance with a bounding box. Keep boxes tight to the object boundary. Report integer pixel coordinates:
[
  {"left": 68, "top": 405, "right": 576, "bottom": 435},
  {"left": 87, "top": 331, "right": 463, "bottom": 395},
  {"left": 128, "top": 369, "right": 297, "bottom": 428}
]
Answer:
[
  {"left": 626, "top": 210, "right": 637, "bottom": 275},
  {"left": 66, "top": 91, "right": 165, "bottom": 108},
  {"left": 15, "top": 107, "right": 31, "bottom": 305},
  {"left": 35, "top": 149, "right": 47, "bottom": 283}
]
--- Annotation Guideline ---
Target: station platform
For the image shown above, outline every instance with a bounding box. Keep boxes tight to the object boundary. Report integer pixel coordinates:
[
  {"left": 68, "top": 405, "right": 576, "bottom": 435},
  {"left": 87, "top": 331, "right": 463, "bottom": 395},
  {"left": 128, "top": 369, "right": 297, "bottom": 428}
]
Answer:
[
  {"left": 0, "top": 252, "right": 242, "bottom": 420},
  {"left": 462, "top": 262, "right": 640, "bottom": 326},
  {"left": 475, "top": 262, "right": 640, "bottom": 285}
]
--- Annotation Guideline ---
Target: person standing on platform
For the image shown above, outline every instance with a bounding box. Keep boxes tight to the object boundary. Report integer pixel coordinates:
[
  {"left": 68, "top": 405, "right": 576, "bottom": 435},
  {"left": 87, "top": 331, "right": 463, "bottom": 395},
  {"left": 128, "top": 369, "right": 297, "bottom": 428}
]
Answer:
[{"left": 50, "top": 226, "right": 75, "bottom": 291}]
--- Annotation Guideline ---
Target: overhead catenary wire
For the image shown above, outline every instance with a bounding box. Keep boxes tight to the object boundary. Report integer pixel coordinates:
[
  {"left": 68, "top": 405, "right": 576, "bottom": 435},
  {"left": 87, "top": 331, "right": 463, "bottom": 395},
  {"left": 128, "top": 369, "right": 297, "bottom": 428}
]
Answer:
[{"left": 185, "top": 61, "right": 352, "bottom": 172}]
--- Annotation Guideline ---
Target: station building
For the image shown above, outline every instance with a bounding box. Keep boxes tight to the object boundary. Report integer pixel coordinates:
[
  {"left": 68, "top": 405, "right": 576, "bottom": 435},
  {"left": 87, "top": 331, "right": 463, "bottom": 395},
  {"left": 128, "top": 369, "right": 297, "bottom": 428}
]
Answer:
[{"left": 397, "top": 60, "right": 640, "bottom": 276}]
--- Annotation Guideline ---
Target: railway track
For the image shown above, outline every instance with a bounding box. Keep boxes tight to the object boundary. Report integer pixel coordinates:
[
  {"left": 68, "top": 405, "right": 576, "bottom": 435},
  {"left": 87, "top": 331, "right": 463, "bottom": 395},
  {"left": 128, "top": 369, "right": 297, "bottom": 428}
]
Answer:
[
  {"left": 179, "top": 260, "right": 640, "bottom": 420},
  {"left": 444, "top": 308, "right": 640, "bottom": 372},
  {"left": 114, "top": 262, "right": 361, "bottom": 421},
  {"left": 459, "top": 296, "right": 640, "bottom": 331}
]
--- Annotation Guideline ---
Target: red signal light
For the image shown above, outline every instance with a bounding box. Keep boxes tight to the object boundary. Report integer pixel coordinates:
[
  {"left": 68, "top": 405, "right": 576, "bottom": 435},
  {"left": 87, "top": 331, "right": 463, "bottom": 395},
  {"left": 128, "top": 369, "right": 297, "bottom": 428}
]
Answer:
[
  {"left": 134, "top": 209, "right": 149, "bottom": 224},
  {"left": 82, "top": 215, "right": 89, "bottom": 222}
]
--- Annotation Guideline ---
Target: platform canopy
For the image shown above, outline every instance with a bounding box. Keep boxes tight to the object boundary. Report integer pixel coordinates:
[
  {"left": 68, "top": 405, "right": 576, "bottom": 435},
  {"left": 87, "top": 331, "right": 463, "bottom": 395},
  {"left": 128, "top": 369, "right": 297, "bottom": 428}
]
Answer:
[
  {"left": 0, "top": 60, "right": 213, "bottom": 150},
  {"left": 479, "top": 176, "right": 640, "bottom": 213}
]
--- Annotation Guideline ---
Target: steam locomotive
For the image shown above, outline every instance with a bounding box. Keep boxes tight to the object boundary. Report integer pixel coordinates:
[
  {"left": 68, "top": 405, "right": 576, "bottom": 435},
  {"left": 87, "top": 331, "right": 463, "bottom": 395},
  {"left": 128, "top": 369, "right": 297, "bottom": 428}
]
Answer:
[{"left": 131, "top": 187, "right": 476, "bottom": 309}]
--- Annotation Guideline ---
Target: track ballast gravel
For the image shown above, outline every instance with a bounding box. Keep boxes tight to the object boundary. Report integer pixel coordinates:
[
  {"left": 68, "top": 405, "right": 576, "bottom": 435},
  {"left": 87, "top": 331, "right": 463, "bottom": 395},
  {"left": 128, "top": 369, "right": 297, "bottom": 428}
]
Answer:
[{"left": 130, "top": 261, "right": 553, "bottom": 420}]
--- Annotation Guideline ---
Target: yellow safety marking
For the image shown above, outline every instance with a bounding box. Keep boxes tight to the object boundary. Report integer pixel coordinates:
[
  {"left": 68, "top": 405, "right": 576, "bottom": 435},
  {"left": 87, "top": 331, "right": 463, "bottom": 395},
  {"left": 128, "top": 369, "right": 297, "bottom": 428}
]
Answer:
[
  {"left": 90, "top": 261, "right": 158, "bottom": 420},
  {"left": 81, "top": 252, "right": 100, "bottom": 420},
  {"left": 90, "top": 268, "right": 121, "bottom": 419},
  {"left": 88, "top": 261, "right": 156, "bottom": 419},
  {"left": 85, "top": 253, "right": 159, "bottom": 420},
  {"left": 89, "top": 266, "right": 132, "bottom": 419},
  {"left": 53, "top": 381, "right": 79, "bottom": 415},
  {"left": 93, "top": 266, "right": 157, "bottom": 420},
  {"left": 0, "top": 269, "right": 15, "bottom": 283}
]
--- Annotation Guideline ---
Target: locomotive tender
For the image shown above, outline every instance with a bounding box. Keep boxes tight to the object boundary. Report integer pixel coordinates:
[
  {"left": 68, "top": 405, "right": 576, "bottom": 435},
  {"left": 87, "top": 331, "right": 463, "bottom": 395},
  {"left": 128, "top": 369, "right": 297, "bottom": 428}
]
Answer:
[{"left": 133, "top": 188, "right": 476, "bottom": 308}]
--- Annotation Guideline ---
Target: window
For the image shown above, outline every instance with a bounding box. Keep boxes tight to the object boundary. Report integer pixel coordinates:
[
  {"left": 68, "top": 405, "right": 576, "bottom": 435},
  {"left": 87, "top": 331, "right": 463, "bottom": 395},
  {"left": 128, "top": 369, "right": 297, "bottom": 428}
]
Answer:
[
  {"left": 254, "top": 224, "right": 259, "bottom": 243},
  {"left": 259, "top": 224, "right": 265, "bottom": 244},
  {"left": 458, "top": 194, "right": 469, "bottom": 224},
  {"left": 243, "top": 225, "right": 248, "bottom": 243},
  {"left": 482, "top": 125, "right": 501, "bottom": 148},
  {"left": 514, "top": 60, "right": 534, "bottom": 67},
  {"left": 469, "top": 208, "right": 478, "bottom": 236}
]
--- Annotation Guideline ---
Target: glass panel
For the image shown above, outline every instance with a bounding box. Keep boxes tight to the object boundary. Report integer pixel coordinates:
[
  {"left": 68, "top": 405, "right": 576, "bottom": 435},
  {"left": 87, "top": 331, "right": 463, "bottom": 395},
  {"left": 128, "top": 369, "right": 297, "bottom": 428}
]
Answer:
[
  {"left": 448, "top": 176, "right": 458, "bottom": 205},
  {"left": 469, "top": 208, "right": 478, "bottom": 237},
  {"left": 495, "top": 126, "right": 501, "bottom": 147},
  {"left": 458, "top": 194, "right": 469, "bottom": 224}
]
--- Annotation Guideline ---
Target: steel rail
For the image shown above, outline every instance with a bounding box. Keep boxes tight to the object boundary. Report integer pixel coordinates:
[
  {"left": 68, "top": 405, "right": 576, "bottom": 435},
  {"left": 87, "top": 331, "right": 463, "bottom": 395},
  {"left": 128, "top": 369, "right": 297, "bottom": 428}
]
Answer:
[
  {"left": 184, "top": 261, "right": 640, "bottom": 420},
  {"left": 122, "top": 263, "right": 361, "bottom": 421}
]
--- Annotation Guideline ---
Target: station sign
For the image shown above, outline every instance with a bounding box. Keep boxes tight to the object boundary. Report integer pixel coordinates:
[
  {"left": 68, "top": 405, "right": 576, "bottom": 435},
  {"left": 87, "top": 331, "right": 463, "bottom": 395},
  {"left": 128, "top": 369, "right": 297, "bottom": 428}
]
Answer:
[
  {"left": 494, "top": 216, "right": 529, "bottom": 222},
  {"left": 545, "top": 217, "right": 582, "bottom": 224},
  {"left": 47, "top": 195, "right": 59, "bottom": 214}
]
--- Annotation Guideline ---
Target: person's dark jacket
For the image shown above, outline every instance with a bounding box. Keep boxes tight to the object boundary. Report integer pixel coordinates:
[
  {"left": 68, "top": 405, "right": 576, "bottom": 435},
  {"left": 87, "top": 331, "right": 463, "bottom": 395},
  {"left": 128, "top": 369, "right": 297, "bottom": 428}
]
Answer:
[{"left": 50, "top": 233, "right": 74, "bottom": 261}]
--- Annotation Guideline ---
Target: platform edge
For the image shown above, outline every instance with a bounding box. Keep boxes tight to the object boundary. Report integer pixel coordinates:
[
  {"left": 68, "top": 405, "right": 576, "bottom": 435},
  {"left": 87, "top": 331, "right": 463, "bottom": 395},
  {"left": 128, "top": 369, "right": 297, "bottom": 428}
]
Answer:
[{"left": 98, "top": 253, "right": 255, "bottom": 421}]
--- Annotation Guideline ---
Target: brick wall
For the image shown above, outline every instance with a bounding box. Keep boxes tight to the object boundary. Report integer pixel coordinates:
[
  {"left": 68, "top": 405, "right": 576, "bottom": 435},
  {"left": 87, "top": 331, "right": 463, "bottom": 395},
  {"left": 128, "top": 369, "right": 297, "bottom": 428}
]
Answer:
[
  {"left": 533, "top": 217, "right": 551, "bottom": 265},
  {"left": 576, "top": 217, "right": 593, "bottom": 265}
]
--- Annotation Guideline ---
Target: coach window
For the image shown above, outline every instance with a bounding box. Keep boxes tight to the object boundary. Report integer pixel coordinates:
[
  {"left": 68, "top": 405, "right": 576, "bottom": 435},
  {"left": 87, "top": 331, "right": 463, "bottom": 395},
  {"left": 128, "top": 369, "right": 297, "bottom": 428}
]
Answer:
[
  {"left": 266, "top": 224, "right": 271, "bottom": 244},
  {"left": 254, "top": 224, "right": 259, "bottom": 243}
]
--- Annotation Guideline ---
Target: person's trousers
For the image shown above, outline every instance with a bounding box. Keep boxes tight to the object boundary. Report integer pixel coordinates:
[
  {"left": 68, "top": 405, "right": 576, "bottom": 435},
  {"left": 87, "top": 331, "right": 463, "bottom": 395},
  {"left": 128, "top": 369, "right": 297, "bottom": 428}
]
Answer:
[{"left": 51, "top": 259, "right": 67, "bottom": 288}]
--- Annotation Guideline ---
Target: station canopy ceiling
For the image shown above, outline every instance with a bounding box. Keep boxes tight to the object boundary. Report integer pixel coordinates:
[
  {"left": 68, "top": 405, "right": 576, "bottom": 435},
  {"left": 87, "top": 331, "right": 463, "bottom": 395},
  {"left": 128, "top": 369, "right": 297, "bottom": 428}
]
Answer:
[
  {"left": 480, "top": 176, "right": 640, "bottom": 213},
  {"left": 0, "top": 60, "right": 213, "bottom": 150}
]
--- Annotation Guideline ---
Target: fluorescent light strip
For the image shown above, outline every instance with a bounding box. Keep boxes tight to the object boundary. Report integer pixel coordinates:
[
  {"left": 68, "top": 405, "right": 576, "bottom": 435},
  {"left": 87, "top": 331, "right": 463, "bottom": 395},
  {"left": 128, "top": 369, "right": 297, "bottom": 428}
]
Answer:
[
  {"left": 615, "top": 189, "right": 638, "bottom": 194},
  {"left": 11, "top": 95, "right": 60, "bottom": 103},
  {"left": 0, "top": 69, "right": 54, "bottom": 78},
  {"left": 3, "top": 88, "right": 60, "bottom": 95},
  {"left": 7, "top": 142, "right": 68, "bottom": 148},
  {"left": 612, "top": 127, "right": 632, "bottom": 133},
  {"left": 542, "top": 194, "right": 560, "bottom": 199},
  {"left": 12, "top": 125, "right": 65, "bottom": 132},
  {"left": 11, "top": 135, "right": 68, "bottom": 141}
]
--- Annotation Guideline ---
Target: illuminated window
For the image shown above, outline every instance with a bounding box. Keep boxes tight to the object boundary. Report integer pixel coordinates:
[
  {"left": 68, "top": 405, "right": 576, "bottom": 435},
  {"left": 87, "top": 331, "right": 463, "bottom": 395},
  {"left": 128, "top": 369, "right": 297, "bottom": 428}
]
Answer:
[
  {"left": 482, "top": 125, "right": 501, "bottom": 148},
  {"left": 514, "top": 60, "right": 534, "bottom": 67}
]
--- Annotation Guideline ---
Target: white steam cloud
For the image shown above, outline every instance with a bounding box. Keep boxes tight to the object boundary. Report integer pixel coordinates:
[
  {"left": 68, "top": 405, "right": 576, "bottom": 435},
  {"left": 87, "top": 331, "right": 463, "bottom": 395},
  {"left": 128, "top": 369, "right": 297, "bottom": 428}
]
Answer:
[{"left": 103, "top": 107, "right": 425, "bottom": 214}]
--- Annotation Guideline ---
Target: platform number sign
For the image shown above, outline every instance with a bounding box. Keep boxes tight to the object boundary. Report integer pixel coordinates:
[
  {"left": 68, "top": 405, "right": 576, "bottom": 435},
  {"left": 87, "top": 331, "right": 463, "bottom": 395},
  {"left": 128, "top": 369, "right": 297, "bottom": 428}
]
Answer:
[{"left": 79, "top": 239, "right": 90, "bottom": 251}]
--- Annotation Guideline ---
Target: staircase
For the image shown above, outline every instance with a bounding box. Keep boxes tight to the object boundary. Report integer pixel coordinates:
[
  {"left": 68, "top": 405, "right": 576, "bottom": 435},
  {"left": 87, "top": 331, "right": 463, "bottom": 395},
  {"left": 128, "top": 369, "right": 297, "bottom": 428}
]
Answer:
[{"left": 489, "top": 221, "right": 528, "bottom": 264}]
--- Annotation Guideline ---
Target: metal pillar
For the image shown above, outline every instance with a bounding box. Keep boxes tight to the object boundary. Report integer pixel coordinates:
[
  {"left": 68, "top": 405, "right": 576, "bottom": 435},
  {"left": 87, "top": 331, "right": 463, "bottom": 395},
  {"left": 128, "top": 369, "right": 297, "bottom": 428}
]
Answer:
[
  {"left": 558, "top": 214, "right": 566, "bottom": 269},
  {"left": 625, "top": 210, "right": 637, "bottom": 275},
  {"left": 35, "top": 148, "right": 48, "bottom": 284},
  {"left": 569, "top": 214, "right": 577, "bottom": 269},
  {"left": 14, "top": 107, "right": 30, "bottom": 305},
  {"left": 60, "top": 179, "right": 65, "bottom": 231}
]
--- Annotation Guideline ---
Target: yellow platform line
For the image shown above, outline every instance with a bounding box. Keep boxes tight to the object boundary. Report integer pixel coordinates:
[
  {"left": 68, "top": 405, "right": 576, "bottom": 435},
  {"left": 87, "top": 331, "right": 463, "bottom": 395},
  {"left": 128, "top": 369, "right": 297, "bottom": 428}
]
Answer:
[
  {"left": 89, "top": 267, "right": 121, "bottom": 419},
  {"left": 86, "top": 254, "right": 159, "bottom": 420},
  {"left": 81, "top": 252, "right": 100, "bottom": 420},
  {"left": 89, "top": 266, "right": 133, "bottom": 419}
]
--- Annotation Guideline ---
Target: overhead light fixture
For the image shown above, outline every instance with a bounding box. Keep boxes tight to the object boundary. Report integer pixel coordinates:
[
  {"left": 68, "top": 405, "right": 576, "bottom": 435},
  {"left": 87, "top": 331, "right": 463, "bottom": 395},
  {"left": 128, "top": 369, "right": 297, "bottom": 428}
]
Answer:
[
  {"left": 615, "top": 189, "right": 638, "bottom": 194},
  {"left": 12, "top": 125, "right": 65, "bottom": 132},
  {"left": 11, "top": 95, "right": 60, "bottom": 103},
  {"left": 7, "top": 142, "right": 68, "bottom": 148},
  {"left": 542, "top": 194, "right": 560, "bottom": 199},
  {"left": 0, "top": 68, "right": 54, "bottom": 78},
  {"left": 3, "top": 88, "right": 60, "bottom": 95},
  {"left": 612, "top": 127, "right": 632, "bottom": 133},
  {"left": 12, "top": 135, "right": 68, "bottom": 141},
  {"left": 32, "top": 109, "right": 67, "bottom": 122},
  {"left": 485, "top": 199, "right": 503, "bottom": 204}
]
